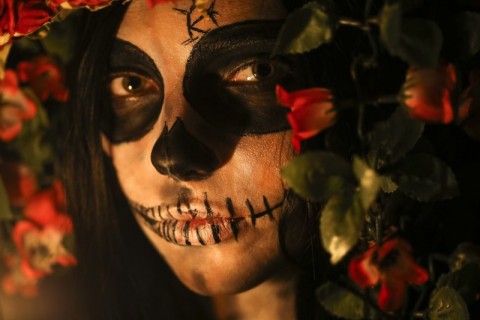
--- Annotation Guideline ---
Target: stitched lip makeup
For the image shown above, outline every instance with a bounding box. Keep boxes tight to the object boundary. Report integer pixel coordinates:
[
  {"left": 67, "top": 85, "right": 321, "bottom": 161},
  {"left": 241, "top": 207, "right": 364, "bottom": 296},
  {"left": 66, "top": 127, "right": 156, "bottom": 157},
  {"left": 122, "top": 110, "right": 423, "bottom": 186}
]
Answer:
[{"left": 129, "top": 193, "right": 285, "bottom": 246}]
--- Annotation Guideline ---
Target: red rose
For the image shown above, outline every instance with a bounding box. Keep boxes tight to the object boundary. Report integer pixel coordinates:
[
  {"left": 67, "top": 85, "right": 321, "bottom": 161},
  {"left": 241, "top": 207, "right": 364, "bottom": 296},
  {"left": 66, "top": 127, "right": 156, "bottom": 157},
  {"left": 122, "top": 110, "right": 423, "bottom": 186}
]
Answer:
[
  {"left": 145, "top": 0, "right": 173, "bottom": 8},
  {"left": 349, "top": 238, "right": 429, "bottom": 312},
  {"left": 17, "top": 56, "right": 68, "bottom": 102},
  {"left": 0, "top": 161, "right": 38, "bottom": 207},
  {"left": 11, "top": 181, "right": 76, "bottom": 282},
  {"left": 0, "top": 69, "right": 38, "bottom": 141},
  {"left": 401, "top": 62, "right": 457, "bottom": 124},
  {"left": 276, "top": 85, "right": 335, "bottom": 153},
  {"left": 0, "top": 0, "right": 55, "bottom": 48}
]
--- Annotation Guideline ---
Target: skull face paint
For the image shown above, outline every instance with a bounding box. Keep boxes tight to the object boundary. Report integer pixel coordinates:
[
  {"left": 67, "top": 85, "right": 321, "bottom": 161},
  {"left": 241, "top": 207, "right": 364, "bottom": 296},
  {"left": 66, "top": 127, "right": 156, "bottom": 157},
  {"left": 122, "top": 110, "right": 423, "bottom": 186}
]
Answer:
[{"left": 105, "top": 0, "right": 298, "bottom": 295}]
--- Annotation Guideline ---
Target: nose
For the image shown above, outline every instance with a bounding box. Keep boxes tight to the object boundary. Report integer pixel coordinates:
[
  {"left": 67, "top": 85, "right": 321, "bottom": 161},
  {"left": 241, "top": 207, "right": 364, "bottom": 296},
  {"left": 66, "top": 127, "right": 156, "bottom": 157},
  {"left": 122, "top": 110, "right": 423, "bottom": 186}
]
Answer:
[{"left": 151, "top": 118, "right": 220, "bottom": 181}]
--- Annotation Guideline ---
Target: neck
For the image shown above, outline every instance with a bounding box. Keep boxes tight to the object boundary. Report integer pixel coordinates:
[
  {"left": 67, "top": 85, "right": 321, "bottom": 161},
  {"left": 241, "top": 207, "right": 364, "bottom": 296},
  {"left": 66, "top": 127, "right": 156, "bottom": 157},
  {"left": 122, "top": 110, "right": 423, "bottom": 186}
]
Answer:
[{"left": 213, "top": 266, "right": 298, "bottom": 320}]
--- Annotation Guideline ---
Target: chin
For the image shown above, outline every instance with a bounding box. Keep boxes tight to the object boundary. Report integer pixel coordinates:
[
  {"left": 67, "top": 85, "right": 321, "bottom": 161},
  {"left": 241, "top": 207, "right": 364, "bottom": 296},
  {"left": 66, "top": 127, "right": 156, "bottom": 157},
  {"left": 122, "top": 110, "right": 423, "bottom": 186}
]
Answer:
[{"left": 138, "top": 215, "right": 286, "bottom": 295}]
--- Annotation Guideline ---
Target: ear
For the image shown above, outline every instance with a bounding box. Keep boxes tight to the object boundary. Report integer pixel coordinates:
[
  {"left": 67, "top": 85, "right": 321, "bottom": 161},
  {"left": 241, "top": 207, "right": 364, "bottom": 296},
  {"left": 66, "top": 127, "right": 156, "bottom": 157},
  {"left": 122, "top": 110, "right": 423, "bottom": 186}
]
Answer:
[{"left": 101, "top": 133, "right": 113, "bottom": 157}]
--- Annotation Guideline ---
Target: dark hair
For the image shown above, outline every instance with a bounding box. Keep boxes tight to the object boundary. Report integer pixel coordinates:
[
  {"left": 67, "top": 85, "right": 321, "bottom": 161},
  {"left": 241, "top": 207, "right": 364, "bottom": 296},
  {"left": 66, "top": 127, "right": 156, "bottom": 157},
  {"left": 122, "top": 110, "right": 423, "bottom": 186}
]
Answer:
[{"left": 63, "top": 3, "right": 214, "bottom": 319}]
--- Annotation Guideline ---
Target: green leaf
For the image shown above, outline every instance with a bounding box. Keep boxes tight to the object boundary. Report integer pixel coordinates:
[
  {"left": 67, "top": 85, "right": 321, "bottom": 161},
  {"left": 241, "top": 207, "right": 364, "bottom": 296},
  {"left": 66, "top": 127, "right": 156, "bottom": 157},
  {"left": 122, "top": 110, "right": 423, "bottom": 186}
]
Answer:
[
  {"left": 353, "top": 157, "right": 380, "bottom": 210},
  {"left": 281, "top": 151, "right": 356, "bottom": 202},
  {"left": 316, "top": 282, "right": 364, "bottom": 320},
  {"left": 0, "top": 177, "right": 14, "bottom": 221},
  {"left": 380, "top": 2, "right": 443, "bottom": 67},
  {"left": 437, "top": 263, "right": 480, "bottom": 304},
  {"left": 380, "top": 176, "right": 398, "bottom": 193},
  {"left": 379, "top": 2, "right": 403, "bottom": 56},
  {"left": 320, "top": 192, "right": 364, "bottom": 264},
  {"left": 368, "top": 106, "right": 424, "bottom": 169},
  {"left": 274, "top": 2, "right": 336, "bottom": 55},
  {"left": 442, "top": 12, "right": 480, "bottom": 61},
  {"left": 392, "top": 153, "right": 459, "bottom": 202},
  {"left": 429, "top": 287, "right": 469, "bottom": 320}
]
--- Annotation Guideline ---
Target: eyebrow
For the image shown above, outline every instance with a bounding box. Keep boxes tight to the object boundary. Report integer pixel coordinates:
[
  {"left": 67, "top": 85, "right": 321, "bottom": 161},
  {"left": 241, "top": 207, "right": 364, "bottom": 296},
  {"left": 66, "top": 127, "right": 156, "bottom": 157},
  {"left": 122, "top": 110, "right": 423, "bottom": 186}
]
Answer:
[
  {"left": 110, "top": 38, "right": 163, "bottom": 85},
  {"left": 186, "top": 20, "right": 284, "bottom": 60}
]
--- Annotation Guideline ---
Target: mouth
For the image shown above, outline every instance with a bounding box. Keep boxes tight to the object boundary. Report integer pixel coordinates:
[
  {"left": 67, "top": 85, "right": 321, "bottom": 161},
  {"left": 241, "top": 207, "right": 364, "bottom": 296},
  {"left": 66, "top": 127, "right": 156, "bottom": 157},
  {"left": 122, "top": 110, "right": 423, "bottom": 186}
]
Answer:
[{"left": 128, "top": 192, "right": 286, "bottom": 246}]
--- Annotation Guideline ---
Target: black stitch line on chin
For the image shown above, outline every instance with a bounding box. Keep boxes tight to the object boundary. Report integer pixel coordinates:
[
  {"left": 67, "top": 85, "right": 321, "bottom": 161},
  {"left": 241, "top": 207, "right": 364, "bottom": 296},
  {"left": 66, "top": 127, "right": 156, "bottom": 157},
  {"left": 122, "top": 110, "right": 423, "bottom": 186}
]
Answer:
[
  {"left": 177, "top": 200, "right": 182, "bottom": 215},
  {"left": 172, "top": 220, "right": 179, "bottom": 244},
  {"left": 263, "top": 196, "right": 275, "bottom": 221},
  {"left": 211, "top": 224, "right": 221, "bottom": 244},
  {"left": 230, "top": 219, "right": 239, "bottom": 241},
  {"left": 196, "top": 227, "right": 206, "bottom": 245},
  {"left": 204, "top": 192, "right": 213, "bottom": 217},
  {"left": 226, "top": 197, "right": 235, "bottom": 217},
  {"left": 246, "top": 199, "right": 256, "bottom": 226},
  {"left": 163, "top": 220, "right": 169, "bottom": 242},
  {"left": 157, "top": 205, "right": 163, "bottom": 220},
  {"left": 183, "top": 221, "right": 191, "bottom": 246},
  {"left": 166, "top": 205, "right": 175, "bottom": 219}
]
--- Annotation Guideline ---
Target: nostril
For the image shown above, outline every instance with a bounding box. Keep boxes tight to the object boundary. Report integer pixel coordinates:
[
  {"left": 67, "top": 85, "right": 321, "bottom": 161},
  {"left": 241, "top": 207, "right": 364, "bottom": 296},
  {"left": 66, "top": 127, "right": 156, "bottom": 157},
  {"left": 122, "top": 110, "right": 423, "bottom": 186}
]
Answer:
[{"left": 151, "top": 118, "right": 220, "bottom": 181}]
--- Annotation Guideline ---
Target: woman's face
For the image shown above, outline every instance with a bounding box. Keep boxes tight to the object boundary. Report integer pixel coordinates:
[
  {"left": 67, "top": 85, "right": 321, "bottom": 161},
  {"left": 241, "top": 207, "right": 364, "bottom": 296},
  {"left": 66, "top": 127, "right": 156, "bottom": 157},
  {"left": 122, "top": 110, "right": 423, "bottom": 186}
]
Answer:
[{"left": 104, "top": 0, "right": 299, "bottom": 295}]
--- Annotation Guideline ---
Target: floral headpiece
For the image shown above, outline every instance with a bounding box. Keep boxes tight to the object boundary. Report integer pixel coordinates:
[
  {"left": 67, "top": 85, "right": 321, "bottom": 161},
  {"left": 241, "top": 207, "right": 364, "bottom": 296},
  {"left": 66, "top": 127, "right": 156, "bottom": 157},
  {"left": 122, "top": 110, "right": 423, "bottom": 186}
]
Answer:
[{"left": 1, "top": 0, "right": 480, "bottom": 319}]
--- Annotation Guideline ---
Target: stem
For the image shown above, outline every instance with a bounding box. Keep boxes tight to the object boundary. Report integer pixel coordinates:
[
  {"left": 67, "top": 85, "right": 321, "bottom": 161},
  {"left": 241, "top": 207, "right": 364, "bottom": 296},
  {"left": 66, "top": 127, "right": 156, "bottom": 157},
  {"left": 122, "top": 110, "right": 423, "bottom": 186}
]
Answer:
[{"left": 351, "top": 57, "right": 367, "bottom": 147}]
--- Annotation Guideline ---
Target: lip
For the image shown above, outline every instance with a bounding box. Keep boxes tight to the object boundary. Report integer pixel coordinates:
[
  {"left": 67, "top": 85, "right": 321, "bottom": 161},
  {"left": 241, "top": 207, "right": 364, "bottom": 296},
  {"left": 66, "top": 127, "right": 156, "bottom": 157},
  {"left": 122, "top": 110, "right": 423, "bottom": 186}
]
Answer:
[
  {"left": 128, "top": 192, "right": 286, "bottom": 246},
  {"left": 129, "top": 201, "right": 245, "bottom": 246}
]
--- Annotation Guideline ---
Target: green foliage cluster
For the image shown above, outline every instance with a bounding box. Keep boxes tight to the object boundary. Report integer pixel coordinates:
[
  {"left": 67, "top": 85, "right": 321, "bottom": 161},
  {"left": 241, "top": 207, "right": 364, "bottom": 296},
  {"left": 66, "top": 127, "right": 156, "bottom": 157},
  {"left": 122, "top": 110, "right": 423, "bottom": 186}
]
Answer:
[{"left": 276, "top": 0, "right": 480, "bottom": 319}]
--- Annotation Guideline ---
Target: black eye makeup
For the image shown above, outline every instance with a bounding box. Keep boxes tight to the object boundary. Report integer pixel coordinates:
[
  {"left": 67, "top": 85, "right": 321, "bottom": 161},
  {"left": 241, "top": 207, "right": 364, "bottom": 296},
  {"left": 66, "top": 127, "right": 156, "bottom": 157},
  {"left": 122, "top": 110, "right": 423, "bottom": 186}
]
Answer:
[
  {"left": 183, "top": 20, "right": 309, "bottom": 135},
  {"left": 104, "top": 39, "right": 164, "bottom": 144}
]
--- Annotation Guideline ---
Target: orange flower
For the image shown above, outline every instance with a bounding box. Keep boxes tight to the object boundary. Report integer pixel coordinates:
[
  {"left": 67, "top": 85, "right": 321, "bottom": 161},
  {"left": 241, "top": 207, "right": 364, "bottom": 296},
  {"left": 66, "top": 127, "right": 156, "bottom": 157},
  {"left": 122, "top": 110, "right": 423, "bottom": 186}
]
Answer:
[
  {"left": 17, "top": 56, "right": 69, "bottom": 102},
  {"left": 402, "top": 62, "right": 458, "bottom": 124},
  {"left": 0, "top": 161, "right": 38, "bottom": 207},
  {"left": 276, "top": 85, "right": 335, "bottom": 153},
  {"left": 349, "top": 238, "right": 429, "bottom": 312},
  {"left": 0, "top": 69, "right": 38, "bottom": 141},
  {"left": 12, "top": 181, "right": 76, "bottom": 282}
]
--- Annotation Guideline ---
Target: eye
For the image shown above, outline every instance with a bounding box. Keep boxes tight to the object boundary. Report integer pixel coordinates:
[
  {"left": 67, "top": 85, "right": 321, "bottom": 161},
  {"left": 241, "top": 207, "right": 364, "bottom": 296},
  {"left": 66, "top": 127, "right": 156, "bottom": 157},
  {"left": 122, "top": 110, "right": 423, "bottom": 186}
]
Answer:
[
  {"left": 109, "top": 73, "right": 160, "bottom": 98},
  {"left": 226, "top": 61, "right": 277, "bottom": 83}
]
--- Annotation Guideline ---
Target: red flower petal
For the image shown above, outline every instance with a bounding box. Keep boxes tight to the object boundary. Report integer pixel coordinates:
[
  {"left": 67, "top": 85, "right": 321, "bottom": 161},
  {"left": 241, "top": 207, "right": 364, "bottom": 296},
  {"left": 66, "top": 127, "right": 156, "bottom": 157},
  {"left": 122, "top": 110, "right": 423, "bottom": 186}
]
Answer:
[
  {"left": 403, "top": 63, "right": 456, "bottom": 124},
  {"left": 276, "top": 85, "right": 335, "bottom": 152},
  {"left": 378, "top": 276, "right": 407, "bottom": 312},
  {"left": 145, "top": 0, "right": 172, "bottom": 8},
  {"left": 348, "top": 249, "right": 380, "bottom": 288}
]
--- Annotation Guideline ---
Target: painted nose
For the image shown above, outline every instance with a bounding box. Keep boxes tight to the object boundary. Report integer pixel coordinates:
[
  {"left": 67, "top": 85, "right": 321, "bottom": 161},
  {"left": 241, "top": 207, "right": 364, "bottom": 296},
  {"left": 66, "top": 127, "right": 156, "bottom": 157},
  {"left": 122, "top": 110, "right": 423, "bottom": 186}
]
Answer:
[{"left": 151, "top": 118, "right": 220, "bottom": 181}]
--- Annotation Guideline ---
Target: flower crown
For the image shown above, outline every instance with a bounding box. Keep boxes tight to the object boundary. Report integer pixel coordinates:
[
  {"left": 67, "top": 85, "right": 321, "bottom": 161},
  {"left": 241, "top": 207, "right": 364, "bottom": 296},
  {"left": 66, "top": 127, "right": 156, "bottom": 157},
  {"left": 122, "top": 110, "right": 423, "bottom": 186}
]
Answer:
[{"left": 1, "top": 1, "right": 480, "bottom": 319}]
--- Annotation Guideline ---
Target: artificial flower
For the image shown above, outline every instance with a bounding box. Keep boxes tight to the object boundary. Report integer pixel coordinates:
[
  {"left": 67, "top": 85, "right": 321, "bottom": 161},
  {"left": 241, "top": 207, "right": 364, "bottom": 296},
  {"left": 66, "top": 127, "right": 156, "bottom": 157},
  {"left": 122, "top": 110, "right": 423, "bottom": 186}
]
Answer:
[
  {"left": 1, "top": 254, "right": 39, "bottom": 297},
  {"left": 0, "top": 160, "right": 38, "bottom": 207},
  {"left": 401, "top": 62, "right": 457, "bottom": 124},
  {"left": 17, "top": 56, "right": 68, "bottom": 102},
  {"left": 459, "top": 68, "right": 480, "bottom": 141},
  {"left": 11, "top": 181, "right": 76, "bottom": 282},
  {"left": 0, "top": 69, "right": 37, "bottom": 141},
  {"left": 0, "top": 0, "right": 56, "bottom": 48},
  {"left": 348, "top": 238, "right": 429, "bottom": 312},
  {"left": 145, "top": 0, "right": 173, "bottom": 8},
  {"left": 47, "top": 0, "right": 113, "bottom": 10},
  {"left": 276, "top": 85, "right": 335, "bottom": 153}
]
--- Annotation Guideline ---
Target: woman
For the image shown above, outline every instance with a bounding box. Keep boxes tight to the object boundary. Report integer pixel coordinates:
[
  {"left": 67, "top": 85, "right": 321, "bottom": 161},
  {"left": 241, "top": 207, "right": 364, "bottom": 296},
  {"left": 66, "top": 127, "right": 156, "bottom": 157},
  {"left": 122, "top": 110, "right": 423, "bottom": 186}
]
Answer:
[
  {"left": 63, "top": 0, "right": 480, "bottom": 319},
  {"left": 64, "top": 0, "right": 329, "bottom": 319}
]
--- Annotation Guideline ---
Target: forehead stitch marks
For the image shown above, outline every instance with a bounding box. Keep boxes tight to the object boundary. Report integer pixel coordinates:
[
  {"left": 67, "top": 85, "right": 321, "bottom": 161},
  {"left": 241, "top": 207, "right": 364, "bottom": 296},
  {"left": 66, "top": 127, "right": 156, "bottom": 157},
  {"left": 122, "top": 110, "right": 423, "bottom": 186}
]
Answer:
[{"left": 174, "top": 0, "right": 219, "bottom": 45}]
